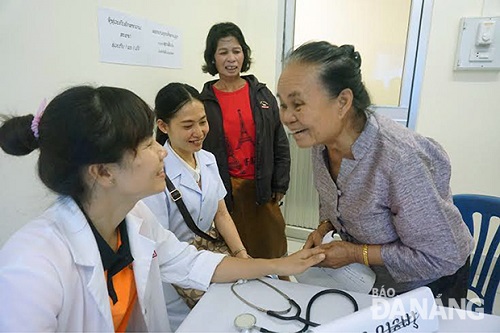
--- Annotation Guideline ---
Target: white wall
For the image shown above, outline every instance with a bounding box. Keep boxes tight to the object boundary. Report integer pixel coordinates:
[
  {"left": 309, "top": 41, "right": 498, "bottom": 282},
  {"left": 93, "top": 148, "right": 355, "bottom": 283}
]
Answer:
[
  {"left": 0, "top": 0, "right": 282, "bottom": 246},
  {"left": 2, "top": 0, "right": 500, "bottom": 247},
  {"left": 416, "top": 0, "right": 500, "bottom": 197}
]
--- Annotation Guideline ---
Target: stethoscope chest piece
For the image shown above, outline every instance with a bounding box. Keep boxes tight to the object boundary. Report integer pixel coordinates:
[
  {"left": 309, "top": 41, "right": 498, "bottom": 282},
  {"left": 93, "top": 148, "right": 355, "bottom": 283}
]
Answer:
[{"left": 234, "top": 313, "right": 257, "bottom": 332}]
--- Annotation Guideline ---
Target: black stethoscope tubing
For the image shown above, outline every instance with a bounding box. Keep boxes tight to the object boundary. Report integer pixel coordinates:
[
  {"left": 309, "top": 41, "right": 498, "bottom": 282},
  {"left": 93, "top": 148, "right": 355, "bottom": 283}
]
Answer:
[{"left": 232, "top": 279, "right": 359, "bottom": 333}]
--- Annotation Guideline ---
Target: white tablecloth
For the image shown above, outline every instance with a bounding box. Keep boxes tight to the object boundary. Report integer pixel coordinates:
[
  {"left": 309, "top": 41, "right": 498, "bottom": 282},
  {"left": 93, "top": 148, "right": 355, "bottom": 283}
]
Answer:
[{"left": 176, "top": 278, "right": 500, "bottom": 332}]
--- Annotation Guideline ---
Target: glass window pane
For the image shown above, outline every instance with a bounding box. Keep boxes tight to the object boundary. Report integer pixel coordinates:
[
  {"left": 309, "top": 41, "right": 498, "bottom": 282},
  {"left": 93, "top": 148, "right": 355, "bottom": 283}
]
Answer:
[{"left": 294, "top": 0, "right": 411, "bottom": 106}]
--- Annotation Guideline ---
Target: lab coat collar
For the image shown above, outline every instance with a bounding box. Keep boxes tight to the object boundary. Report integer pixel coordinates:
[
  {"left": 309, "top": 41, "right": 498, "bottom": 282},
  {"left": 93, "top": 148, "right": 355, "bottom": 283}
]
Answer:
[
  {"left": 54, "top": 197, "right": 100, "bottom": 267},
  {"left": 125, "top": 210, "right": 155, "bottom": 315},
  {"left": 52, "top": 197, "right": 112, "bottom": 326},
  {"left": 164, "top": 143, "right": 201, "bottom": 194},
  {"left": 164, "top": 144, "right": 216, "bottom": 197}
]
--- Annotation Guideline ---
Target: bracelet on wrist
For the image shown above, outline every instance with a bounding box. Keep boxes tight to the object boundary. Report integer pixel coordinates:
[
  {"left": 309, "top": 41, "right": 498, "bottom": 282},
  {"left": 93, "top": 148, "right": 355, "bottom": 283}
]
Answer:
[
  {"left": 318, "top": 219, "right": 335, "bottom": 234},
  {"left": 232, "top": 248, "right": 247, "bottom": 256},
  {"left": 318, "top": 219, "right": 331, "bottom": 228},
  {"left": 362, "top": 244, "right": 369, "bottom": 266}
]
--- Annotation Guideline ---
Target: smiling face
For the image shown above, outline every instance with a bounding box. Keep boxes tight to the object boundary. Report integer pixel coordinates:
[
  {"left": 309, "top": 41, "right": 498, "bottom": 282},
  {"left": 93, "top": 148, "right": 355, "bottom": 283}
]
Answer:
[
  {"left": 214, "top": 36, "right": 244, "bottom": 80},
  {"left": 112, "top": 136, "right": 167, "bottom": 201},
  {"left": 278, "top": 62, "right": 346, "bottom": 148},
  {"left": 159, "top": 100, "right": 209, "bottom": 160}
]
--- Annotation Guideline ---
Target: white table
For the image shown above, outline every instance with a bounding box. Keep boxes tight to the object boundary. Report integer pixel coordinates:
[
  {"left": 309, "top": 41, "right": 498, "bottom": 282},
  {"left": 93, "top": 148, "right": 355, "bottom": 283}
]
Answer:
[{"left": 177, "top": 278, "right": 500, "bottom": 332}]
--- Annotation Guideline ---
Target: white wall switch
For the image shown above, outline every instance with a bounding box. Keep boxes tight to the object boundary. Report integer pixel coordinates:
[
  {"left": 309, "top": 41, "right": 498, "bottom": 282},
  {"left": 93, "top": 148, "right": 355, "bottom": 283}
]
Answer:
[
  {"left": 476, "top": 21, "right": 496, "bottom": 46},
  {"left": 455, "top": 17, "right": 500, "bottom": 70}
]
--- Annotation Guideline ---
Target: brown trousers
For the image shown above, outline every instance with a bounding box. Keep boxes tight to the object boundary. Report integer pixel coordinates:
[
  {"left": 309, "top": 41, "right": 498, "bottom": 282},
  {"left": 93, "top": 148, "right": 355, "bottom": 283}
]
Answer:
[{"left": 230, "top": 177, "right": 287, "bottom": 259}]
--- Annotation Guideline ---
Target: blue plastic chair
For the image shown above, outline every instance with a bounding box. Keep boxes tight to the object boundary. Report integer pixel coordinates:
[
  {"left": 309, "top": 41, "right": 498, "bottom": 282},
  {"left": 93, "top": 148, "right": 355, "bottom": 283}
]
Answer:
[{"left": 453, "top": 194, "right": 500, "bottom": 314}]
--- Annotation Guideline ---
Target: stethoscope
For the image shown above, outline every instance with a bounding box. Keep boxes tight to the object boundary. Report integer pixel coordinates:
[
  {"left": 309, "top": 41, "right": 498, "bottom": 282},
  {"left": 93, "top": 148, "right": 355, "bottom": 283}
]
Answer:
[{"left": 231, "top": 279, "right": 359, "bottom": 333}]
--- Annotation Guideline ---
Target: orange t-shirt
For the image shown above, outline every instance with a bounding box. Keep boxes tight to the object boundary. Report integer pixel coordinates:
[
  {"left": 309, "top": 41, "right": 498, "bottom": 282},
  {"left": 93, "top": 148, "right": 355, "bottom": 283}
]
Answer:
[{"left": 108, "top": 232, "right": 137, "bottom": 332}]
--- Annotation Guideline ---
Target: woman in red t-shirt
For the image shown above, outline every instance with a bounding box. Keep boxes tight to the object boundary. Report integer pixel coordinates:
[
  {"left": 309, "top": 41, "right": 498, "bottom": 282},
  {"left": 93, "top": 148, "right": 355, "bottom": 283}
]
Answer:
[{"left": 200, "top": 22, "right": 291, "bottom": 263}]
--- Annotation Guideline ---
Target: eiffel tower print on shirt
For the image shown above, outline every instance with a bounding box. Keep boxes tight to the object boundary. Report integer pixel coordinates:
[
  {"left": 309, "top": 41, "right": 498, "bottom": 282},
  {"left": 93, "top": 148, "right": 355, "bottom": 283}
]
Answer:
[
  {"left": 226, "top": 135, "right": 242, "bottom": 170},
  {"left": 236, "top": 109, "right": 254, "bottom": 149}
]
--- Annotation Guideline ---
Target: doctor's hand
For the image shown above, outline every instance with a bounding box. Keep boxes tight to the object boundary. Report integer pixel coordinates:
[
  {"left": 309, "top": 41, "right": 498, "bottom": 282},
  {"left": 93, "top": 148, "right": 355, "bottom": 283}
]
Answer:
[
  {"left": 315, "top": 241, "right": 360, "bottom": 269},
  {"left": 235, "top": 250, "right": 251, "bottom": 259},
  {"left": 274, "top": 247, "right": 325, "bottom": 276},
  {"left": 211, "top": 248, "right": 324, "bottom": 283}
]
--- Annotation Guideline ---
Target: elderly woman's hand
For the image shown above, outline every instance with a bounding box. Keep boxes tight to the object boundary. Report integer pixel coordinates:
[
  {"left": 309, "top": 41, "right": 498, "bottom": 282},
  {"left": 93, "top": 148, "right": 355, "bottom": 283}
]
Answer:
[
  {"left": 315, "top": 241, "right": 361, "bottom": 269},
  {"left": 303, "top": 220, "right": 334, "bottom": 249}
]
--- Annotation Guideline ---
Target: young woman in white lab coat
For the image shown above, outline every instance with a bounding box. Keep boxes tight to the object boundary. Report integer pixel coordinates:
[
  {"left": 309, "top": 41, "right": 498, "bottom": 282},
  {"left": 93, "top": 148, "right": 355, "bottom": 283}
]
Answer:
[
  {"left": 0, "top": 85, "right": 325, "bottom": 332},
  {"left": 144, "top": 83, "right": 248, "bottom": 254},
  {"left": 143, "top": 83, "right": 251, "bottom": 329}
]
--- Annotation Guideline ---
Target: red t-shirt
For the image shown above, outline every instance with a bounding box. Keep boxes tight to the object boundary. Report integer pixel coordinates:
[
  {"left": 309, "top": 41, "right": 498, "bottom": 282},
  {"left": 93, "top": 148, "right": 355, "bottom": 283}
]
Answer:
[{"left": 213, "top": 82, "right": 256, "bottom": 179}]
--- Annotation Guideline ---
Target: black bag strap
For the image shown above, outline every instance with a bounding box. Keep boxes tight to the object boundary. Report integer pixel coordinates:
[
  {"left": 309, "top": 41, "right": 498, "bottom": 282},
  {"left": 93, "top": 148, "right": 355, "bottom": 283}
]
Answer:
[{"left": 164, "top": 173, "right": 219, "bottom": 242}]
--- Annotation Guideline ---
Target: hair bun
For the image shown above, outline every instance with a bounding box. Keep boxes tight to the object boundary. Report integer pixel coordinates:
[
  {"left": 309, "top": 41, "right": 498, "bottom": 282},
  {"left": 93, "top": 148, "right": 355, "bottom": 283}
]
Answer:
[
  {"left": 0, "top": 114, "right": 39, "bottom": 156},
  {"left": 352, "top": 51, "right": 361, "bottom": 67},
  {"left": 339, "top": 45, "right": 361, "bottom": 68}
]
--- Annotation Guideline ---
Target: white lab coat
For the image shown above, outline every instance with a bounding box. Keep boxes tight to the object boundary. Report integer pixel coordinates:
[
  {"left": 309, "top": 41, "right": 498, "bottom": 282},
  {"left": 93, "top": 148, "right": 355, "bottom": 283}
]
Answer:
[
  {"left": 0, "top": 197, "right": 225, "bottom": 332},
  {"left": 143, "top": 144, "right": 226, "bottom": 242},
  {"left": 142, "top": 144, "right": 227, "bottom": 329}
]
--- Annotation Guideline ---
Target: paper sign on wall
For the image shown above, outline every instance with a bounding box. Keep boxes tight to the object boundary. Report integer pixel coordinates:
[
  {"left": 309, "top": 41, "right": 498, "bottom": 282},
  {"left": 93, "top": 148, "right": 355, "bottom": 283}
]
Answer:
[
  {"left": 98, "top": 8, "right": 181, "bottom": 68},
  {"left": 146, "top": 21, "right": 181, "bottom": 68}
]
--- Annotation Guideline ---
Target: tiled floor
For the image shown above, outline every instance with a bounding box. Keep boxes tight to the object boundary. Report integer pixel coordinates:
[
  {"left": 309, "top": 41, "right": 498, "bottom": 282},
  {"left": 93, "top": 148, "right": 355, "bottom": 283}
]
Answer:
[{"left": 286, "top": 238, "right": 500, "bottom": 316}]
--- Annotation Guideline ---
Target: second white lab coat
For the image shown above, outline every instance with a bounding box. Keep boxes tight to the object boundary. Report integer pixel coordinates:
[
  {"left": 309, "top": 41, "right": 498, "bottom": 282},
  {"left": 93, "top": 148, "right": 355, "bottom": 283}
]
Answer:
[
  {"left": 143, "top": 143, "right": 227, "bottom": 242},
  {"left": 142, "top": 143, "right": 228, "bottom": 329},
  {"left": 0, "top": 197, "right": 225, "bottom": 332}
]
